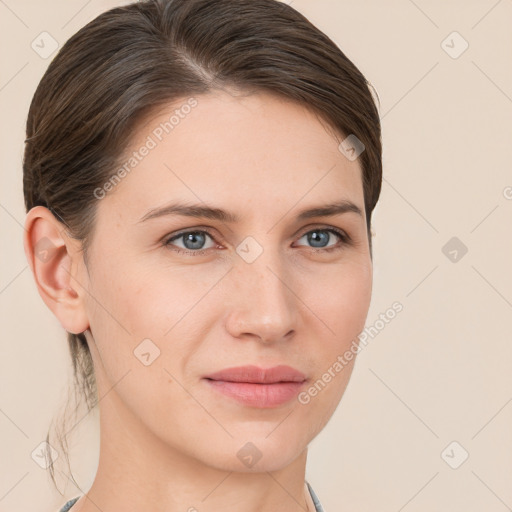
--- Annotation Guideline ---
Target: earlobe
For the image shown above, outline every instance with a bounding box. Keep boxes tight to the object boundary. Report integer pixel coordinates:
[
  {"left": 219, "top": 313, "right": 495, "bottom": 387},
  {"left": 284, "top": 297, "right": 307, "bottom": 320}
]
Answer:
[{"left": 23, "top": 206, "right": 90, "bottom": 334}]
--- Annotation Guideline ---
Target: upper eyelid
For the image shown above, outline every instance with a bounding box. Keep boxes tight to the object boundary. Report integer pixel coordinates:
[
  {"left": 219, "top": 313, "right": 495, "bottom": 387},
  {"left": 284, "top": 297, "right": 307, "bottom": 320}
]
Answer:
[{"left": 165, "top": 227, "right": 218, "bottom": 244}]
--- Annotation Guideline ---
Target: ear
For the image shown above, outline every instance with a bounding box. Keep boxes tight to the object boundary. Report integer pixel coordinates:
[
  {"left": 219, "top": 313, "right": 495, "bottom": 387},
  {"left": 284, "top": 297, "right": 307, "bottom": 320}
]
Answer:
[{"left": 23, "top": 206, "right": 90, "bottom": 335}]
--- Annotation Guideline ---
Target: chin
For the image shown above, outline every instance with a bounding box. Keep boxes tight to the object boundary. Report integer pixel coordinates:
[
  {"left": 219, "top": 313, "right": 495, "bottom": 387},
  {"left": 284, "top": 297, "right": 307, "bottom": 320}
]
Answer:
[{"left": 199, "top": 433, "right": 306, "bottom": 473}]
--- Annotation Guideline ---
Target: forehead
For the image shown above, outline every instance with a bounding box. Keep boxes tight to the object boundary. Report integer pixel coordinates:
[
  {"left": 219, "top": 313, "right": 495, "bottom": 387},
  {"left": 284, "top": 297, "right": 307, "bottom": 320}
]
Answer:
[{"left": 99, "top": 90, "right": 364, "bottom": 225}]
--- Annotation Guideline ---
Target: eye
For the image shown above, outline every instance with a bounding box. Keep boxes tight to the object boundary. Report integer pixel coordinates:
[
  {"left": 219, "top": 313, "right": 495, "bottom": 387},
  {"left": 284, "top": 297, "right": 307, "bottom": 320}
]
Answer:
[
  {"left": 163, "top": 230, "right": 217, "bottom": 254},
  {"left": 294, "top": 227, "right": 350, "bottom": 252},
  {"left": 162, "top": 226, "right": 351, "bottom": 256}
]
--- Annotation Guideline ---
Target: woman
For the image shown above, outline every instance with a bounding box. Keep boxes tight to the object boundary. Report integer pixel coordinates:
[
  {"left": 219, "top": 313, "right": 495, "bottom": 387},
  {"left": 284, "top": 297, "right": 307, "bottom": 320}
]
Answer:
[{"left": 22, "top": 0, "right": 382, "bottom": 510}]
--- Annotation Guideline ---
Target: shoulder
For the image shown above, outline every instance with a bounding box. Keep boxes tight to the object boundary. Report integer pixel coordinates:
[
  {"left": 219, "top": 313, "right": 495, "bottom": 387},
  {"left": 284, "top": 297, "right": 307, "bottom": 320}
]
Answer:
[{"left": 58, "top": 496, "right": 80, "bottom": 512}]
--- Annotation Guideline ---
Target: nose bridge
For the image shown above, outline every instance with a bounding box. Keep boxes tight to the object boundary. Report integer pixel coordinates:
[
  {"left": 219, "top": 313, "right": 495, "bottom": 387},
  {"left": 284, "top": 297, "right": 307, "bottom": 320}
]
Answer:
[{"left": 227, "top": 237, "right": 297, "bottom": 341}]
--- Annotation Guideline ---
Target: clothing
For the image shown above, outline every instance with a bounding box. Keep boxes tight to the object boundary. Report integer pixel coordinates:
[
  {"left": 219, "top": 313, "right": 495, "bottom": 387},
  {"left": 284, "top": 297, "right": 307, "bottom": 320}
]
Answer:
[
  {"left": 306, "top": 480, "right": 325, "bottom": 512},
  {"left": 58, "top": 481, "right": 325, "bottom": 512},
  {"left": 58, "top": 497, "right": 79, "bottom": 512}
]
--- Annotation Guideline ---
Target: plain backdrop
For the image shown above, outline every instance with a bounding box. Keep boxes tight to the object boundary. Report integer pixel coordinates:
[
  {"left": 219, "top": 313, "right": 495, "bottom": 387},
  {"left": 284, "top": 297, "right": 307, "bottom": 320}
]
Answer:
[{"left": 1, "top": 1, "right": 511, "bottom": 511}]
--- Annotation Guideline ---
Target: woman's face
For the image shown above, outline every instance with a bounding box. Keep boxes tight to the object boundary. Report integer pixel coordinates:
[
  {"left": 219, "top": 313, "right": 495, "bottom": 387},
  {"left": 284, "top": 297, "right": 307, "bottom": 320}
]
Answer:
[{"left": 78, "top": 90, "right": 372, "bottom": 472}]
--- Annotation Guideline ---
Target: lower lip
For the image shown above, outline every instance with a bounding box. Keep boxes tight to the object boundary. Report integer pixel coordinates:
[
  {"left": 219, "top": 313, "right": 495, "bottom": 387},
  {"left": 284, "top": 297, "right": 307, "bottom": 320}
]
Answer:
[{"left": 204, "top": 379, "right": 305, "bottom": 408}]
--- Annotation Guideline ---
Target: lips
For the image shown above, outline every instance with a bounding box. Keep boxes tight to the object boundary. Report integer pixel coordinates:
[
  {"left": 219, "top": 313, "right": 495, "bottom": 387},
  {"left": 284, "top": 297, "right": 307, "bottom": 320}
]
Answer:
[
  {"left": 202, "top": 365, "right": 307, "bottom": 408},
  {"left": 203, "top": 364, "right": 307, "bottom": 384}
]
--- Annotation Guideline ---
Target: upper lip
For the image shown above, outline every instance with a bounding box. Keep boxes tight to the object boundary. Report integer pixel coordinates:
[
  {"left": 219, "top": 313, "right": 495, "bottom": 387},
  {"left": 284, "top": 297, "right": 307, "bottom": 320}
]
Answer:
[{"left": 203, "top": 365, "right": 307, "bottom": 384}]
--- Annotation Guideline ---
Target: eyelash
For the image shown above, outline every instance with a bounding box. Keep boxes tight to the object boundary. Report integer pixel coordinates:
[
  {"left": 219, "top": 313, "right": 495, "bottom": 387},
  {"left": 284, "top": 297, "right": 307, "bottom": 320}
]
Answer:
[{"left": 162, "top": 226, "right": 352, "bottom": 256}]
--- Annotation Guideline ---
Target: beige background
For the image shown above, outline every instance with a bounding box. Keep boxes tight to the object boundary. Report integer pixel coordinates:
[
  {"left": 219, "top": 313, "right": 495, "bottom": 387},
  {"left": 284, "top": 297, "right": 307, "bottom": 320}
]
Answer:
[{"left": 1, "top": 0, "right": 511, "bottom": 511}]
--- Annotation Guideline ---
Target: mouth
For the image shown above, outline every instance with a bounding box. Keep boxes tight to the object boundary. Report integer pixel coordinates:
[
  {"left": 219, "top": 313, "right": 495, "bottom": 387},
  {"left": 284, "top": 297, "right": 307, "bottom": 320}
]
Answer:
[{"left": 202, "top": 365, "right": 307, "bottom": 408}]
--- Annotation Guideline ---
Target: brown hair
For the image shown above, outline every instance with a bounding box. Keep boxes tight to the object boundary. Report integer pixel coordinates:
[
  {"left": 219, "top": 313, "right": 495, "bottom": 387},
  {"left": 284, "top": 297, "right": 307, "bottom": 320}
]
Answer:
[{"left": 23, "top": 0, "right": 382, "bottom": 492}]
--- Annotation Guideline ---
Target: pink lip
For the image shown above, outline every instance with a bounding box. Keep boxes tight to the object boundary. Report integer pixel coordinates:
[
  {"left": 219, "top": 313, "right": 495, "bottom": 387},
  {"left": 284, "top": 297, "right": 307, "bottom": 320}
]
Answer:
[{"left": 203, "top": 365, "right": 307, "bottom": 408}]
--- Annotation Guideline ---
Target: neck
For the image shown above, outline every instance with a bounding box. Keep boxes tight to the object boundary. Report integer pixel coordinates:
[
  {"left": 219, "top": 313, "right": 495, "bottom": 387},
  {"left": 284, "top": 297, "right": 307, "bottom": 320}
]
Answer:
[{"left": 70, "top": 388, "right": 313, "bottom": 512}]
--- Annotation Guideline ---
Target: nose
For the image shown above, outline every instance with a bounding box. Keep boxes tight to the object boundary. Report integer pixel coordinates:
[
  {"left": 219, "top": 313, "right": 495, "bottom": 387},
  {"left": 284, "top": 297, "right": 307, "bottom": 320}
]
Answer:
[{"left": 224, "top": 246, "right": 298, "bottom": 344}]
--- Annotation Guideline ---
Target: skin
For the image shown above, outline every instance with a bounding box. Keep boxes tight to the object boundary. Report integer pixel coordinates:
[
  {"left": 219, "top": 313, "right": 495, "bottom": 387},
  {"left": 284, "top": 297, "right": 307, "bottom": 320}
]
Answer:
[{"left": 24, "top": 89, "right": 373, "bottom": 512}]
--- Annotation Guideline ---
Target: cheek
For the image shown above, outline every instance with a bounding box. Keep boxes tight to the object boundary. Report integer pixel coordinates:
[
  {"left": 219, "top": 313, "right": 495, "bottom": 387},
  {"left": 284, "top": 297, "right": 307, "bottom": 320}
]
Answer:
[
  {"left": 302, "top": 258, "right": 373, "bottom": 345},
  {"left": 82, "top": 257, "right": 197, "bottom": 424},
  {"left": 83, "top": 254, "right": 228, "bottom": 399},
  {"left": 88, "top": 254, "right": 206, "bottom": 336},
  {"left": 296, "top": 260, "right": 372, "bottom": 411}
]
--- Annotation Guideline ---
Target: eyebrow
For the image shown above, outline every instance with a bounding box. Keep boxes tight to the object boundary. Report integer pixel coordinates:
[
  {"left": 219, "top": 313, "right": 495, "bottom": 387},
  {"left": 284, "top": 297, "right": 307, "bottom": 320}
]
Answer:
[{"left": 138, "top": 199, "right": 363, "bottom": 224}]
